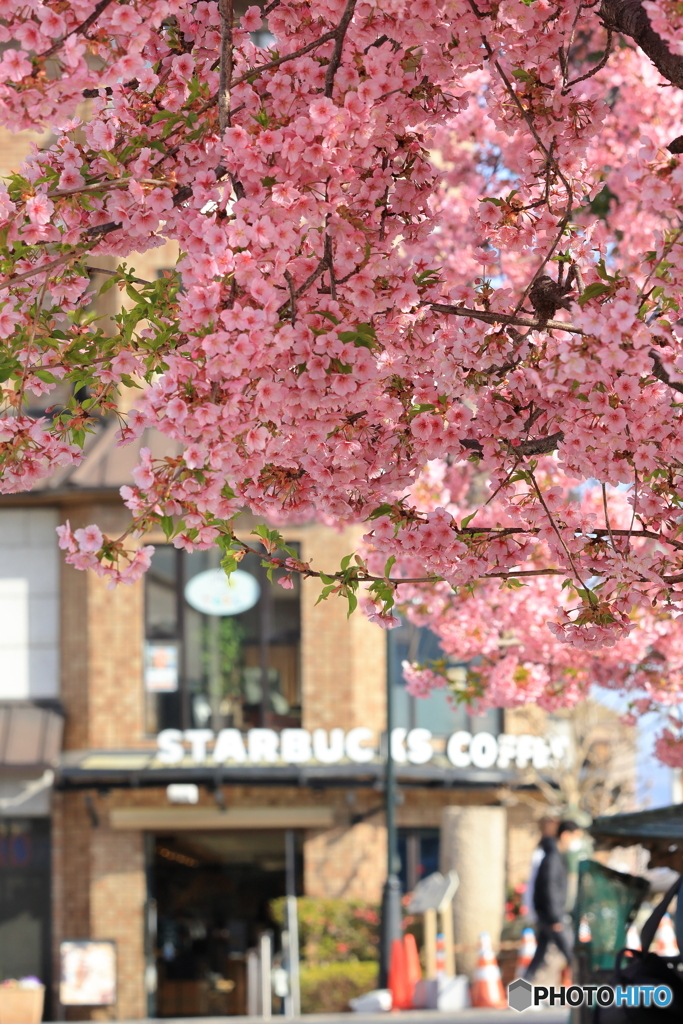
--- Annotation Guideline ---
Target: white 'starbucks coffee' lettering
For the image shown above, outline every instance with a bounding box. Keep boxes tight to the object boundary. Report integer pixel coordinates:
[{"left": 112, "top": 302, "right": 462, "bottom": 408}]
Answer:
[{"left": 157, "top": 727, "right": 569, "bottom": 770}]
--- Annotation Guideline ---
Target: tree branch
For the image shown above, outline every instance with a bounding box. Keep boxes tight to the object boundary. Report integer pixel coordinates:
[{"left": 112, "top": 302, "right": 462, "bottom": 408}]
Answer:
[
  {"left": 218, "top": 0, "right": 234, "bottom": 134},
  {"left": 36, "top": 0, "right": 116, "bottom": 63},
  {"left": 460, "top": 431, "right": 565, "bottom": 457},
  {"left": 431, "top": 302, "right": 582, "bottom": 334},
  {"left": 649, "top": 348, "right": 683, "bottom": 395},
  {"left": 600, "top": 0, "right": 683, "bottom": 89},
  {"left": 324, "top": 0, "right": 357, "bottom": 98}
]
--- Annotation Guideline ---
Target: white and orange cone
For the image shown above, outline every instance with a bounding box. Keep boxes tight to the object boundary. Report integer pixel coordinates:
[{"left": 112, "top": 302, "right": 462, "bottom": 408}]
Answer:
[
  {"left": 654, "top": 913, "right": 679, "bottom": 957},
  {"left": 626, "top": 923, "right": 641, "bottom": 951},
  {"left": 471, "top": 931, "right": 506, "bottom": 1009},
  {"left": 578, "top": 916, "right": 592, "bottom": 943},
  {"left": 515, "top": 927, "right": 537, "bottom": 978}
]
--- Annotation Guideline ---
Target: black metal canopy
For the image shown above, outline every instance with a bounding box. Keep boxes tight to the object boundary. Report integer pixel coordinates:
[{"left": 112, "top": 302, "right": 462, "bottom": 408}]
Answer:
[
  {"left": 590, "top": 803, "right": 683, "bottom": 870},
  {"left": 55, "top": 748, "right": 523, "bottom": 791}
]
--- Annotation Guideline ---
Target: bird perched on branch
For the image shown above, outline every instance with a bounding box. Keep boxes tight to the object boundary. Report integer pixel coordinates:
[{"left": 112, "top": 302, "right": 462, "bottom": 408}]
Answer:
[{"left": 528, "top": 275, "right": 575, "bottom": 324}]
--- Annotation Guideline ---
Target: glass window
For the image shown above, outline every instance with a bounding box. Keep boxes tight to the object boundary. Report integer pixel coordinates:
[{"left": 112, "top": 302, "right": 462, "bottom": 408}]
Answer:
[
  {"left": 388, "top": 618, "right": 502, "bottom": 737},
  {"left": 144, "top": 546, "right": 301, "bottom": 733},
  {"left": 0, "top": 819, "right": 51, "bottom": 994},
  {"left": 398, "top": 828, "right": 440, "bottom": 893}
]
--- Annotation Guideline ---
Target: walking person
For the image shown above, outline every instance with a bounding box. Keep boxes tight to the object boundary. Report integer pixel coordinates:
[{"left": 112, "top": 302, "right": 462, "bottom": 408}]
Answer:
[
  {"left": 523, "top": 816, "right": 559, "bottom": 924},
  {"left": 524, "top": 820, "right": 583, "bottom": 982}
]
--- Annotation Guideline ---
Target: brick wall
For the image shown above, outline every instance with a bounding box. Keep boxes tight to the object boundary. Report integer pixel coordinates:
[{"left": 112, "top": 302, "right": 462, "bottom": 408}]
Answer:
[{"left": 300, "top": 524, "right": 386, "bottom": 735}]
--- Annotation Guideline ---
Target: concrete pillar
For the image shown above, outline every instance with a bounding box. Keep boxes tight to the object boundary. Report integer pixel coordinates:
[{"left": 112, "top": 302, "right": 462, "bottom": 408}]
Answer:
[{"left": 440, "top": 805, "right": 507, "bottom": 977}]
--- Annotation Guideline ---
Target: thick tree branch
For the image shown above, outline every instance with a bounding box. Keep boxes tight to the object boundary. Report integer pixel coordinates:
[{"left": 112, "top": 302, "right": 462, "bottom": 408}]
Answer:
[
  {"left": 431, "top": 302, "right": 582, "bottom": 334},
  {"left": 460, "top": 431, "right": 565, "bottom": 457},
  {"left": 600, "top": 0, "right": 683, "bottom": 89},
  {"left": 649, "top": 348, "right": 683, "bottom": 395}
]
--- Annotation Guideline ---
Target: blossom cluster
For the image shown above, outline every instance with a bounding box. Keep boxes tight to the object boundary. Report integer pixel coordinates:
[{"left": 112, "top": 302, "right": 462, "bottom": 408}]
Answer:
[{"left": 0, "top": 1, "right": 682, "bottom": 752}]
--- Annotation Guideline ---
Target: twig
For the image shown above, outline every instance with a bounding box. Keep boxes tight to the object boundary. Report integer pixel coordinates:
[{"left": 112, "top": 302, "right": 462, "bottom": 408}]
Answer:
[
  {"left": 85, "top": 266, "right": 150, "bottom": 285},
  {"left": 277, "top": 252, "right": 331, "bottom": 317},
  {"left": 229, "top": 29, "right": 337, "bottom": 92},
  {"left": 36, "top": 0, "right": 116, "bottom": 63},
  {"left": 602, "top": 482, "right": 617, "bottom": 553},
  {"left": 528, "top": 468, "right": 592, "bottom": 594},
  {"left": 218, "top": 0, "right": 234, "bottom": 134},
  {"left": 564, "top": 28, "right": 613, "bottom": 90},
  {"left": 0, "top": 253, "right": 80, "bottom": 288},
  {"left": 283, "top": 270, "right": 297, "bottom": 324},
  {"left": 324, "top": 233, "right": 336, "bottom": 300}
]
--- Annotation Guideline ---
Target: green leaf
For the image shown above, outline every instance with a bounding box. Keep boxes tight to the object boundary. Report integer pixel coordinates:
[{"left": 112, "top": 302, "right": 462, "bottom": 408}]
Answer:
[
  {"left": 577, "top": 282, "right": 611, "bottom": 306},
  {"left": 346, "top": 591, "right": 358, "bottom": 617},
  {"left": 460, "top": 512, "right": 477, "bottom": 529},
  {"left": 315, "top": 584, "right": 336, "bottom": 605},
  {"left": 367, "top": 503, "right": 393, "bottom": 520},
  {"left": 34, "top": 369, "right": 58, "bottom": 383},
  {"left": 220, "top": 551, "right": 239, "bottom": 575},
  {"left": 160, "top": 515, "right": 175, "bottom": 541},
  {"left": 512, "top": 68, "right": 533, "bottom": 82},
  {"left": 316, "top": 310, "right": 340, "bottom": 325},
  {"left": 384, "top": 555, "right": 396, "bottom": 578}
]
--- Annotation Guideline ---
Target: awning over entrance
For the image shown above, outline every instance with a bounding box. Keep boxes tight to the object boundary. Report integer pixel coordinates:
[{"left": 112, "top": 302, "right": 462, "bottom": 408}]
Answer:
[
  {"left": 56, "top": 749, "right": 518, "bottom": 790},
  {"left": 0, "top": 702, "right": 63, "bottom": 770}
]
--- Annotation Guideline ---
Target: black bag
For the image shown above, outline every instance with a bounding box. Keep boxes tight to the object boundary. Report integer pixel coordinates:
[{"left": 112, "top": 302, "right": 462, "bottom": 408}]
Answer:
[{"left": 595, "top": 874, "right": 683, "bottom": 1022}]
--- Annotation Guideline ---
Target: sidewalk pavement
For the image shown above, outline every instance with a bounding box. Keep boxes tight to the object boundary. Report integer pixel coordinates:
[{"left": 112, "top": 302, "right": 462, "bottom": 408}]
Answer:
[{"left": 60, "top": 1012, "right": 570, "bottom": 1024}]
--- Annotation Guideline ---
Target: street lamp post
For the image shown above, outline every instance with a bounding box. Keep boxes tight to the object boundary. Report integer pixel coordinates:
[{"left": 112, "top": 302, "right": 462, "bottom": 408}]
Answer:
[{"left": 379, "top": 662, "right": 402, "bottom": 988}]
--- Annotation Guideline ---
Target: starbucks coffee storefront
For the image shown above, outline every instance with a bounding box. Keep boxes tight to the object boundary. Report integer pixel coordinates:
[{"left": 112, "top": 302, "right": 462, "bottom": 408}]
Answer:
[
  {"left": 36, "top": 499, "right": 564, "bottom": 1020},
  {"left": 55, "top": 717, "right": 568, "bottom": 1018}
]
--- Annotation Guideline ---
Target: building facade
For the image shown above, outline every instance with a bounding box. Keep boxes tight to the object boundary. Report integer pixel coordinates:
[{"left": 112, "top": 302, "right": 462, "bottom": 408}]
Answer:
[{"left": 0, "top": 456, "right": 566, "bottom": 1019}]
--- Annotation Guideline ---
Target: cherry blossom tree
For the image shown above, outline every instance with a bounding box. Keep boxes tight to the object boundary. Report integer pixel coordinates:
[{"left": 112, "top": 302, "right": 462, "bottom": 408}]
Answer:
[
  {"left": 2, "top": 1, "right": 683, "bottom": 745},
  {"left": 371, "top": 460, "right": 683, "bottom": 764}
]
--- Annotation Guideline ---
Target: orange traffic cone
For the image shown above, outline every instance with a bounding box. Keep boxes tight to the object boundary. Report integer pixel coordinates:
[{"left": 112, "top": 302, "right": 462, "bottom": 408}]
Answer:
[
  {"left": 388, "top": 937, "right": 411, "bottom": 1010},
  {"left": 578, "top": 916, "right": 592, "bottom": 943},
  {"left": 515, "top": 927, "right": 537, "bottom": 978},
  {"left": 654, "top": 913, "right": 679, "bottom": 957},
  {"left": 626, "top": 924, "right": 641, "bottom": 950},
  {"left": 471, "top": 931, "right": 506, "bottom": 1009},
  {"left": 403, "top": 933, "right": 422, "bottom": 1008}
]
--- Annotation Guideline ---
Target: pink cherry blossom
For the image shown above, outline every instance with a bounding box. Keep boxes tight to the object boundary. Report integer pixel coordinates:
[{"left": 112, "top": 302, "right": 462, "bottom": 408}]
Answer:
[{"left": 74, "top": 524, "right": 104, "bottom": 553}]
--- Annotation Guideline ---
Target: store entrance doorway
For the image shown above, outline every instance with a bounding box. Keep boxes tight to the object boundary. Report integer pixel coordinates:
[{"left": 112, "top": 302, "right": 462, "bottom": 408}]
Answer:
[{"left": 150, "top": 830, "right": 301, "bottom": 1017}]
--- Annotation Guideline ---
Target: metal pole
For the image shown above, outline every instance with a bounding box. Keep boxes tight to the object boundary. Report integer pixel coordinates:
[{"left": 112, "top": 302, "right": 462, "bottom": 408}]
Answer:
[
  {"left": 260, "top": 932, "right": 272, "bottom": 1020},
  {"left": 379, "top": 657, "right": 402, "bottom": 988},
  {"left": 284, "top": 829, "right": 301, "bottom": 1017}
]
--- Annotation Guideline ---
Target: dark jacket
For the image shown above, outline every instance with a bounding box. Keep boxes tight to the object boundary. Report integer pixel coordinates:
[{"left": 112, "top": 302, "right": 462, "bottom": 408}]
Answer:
[{"left": 532, "top": 836, "right": 568, "bottom": 925}]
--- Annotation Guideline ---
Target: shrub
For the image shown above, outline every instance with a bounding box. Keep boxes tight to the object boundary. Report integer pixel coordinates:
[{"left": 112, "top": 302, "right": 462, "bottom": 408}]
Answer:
[
  {"left": 299, "top": 961, "right": 378, "bottom": 1014},
  {"left": 270, "top": 897, "right": 380, "bottom": 965}
]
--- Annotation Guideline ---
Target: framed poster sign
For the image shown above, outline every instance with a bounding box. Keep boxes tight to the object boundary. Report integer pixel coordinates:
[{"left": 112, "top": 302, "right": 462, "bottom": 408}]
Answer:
[
  {"left": 60, "top": 940, "right": 116, "bottom": 1006},
  {"left": 144, "top": 642, "right": 179, "bottom": 692}
]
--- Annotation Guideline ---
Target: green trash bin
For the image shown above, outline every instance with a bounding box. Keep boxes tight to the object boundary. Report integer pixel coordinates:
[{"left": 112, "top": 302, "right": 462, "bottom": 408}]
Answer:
[{"left": 572, "top": 860, "right": 649, "bottom": 1023}]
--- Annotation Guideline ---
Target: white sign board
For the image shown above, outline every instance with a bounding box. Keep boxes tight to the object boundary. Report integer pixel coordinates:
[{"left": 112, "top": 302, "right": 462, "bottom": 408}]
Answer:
[
  {"left": 60, "top": 940, "right": 116, "bottom": 1006},
  {"left": 408, "top": 870, "right": 459, "bottom": 913},
  {"left": 184, "top": 568, "right": 260, "bottom": 616}
]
